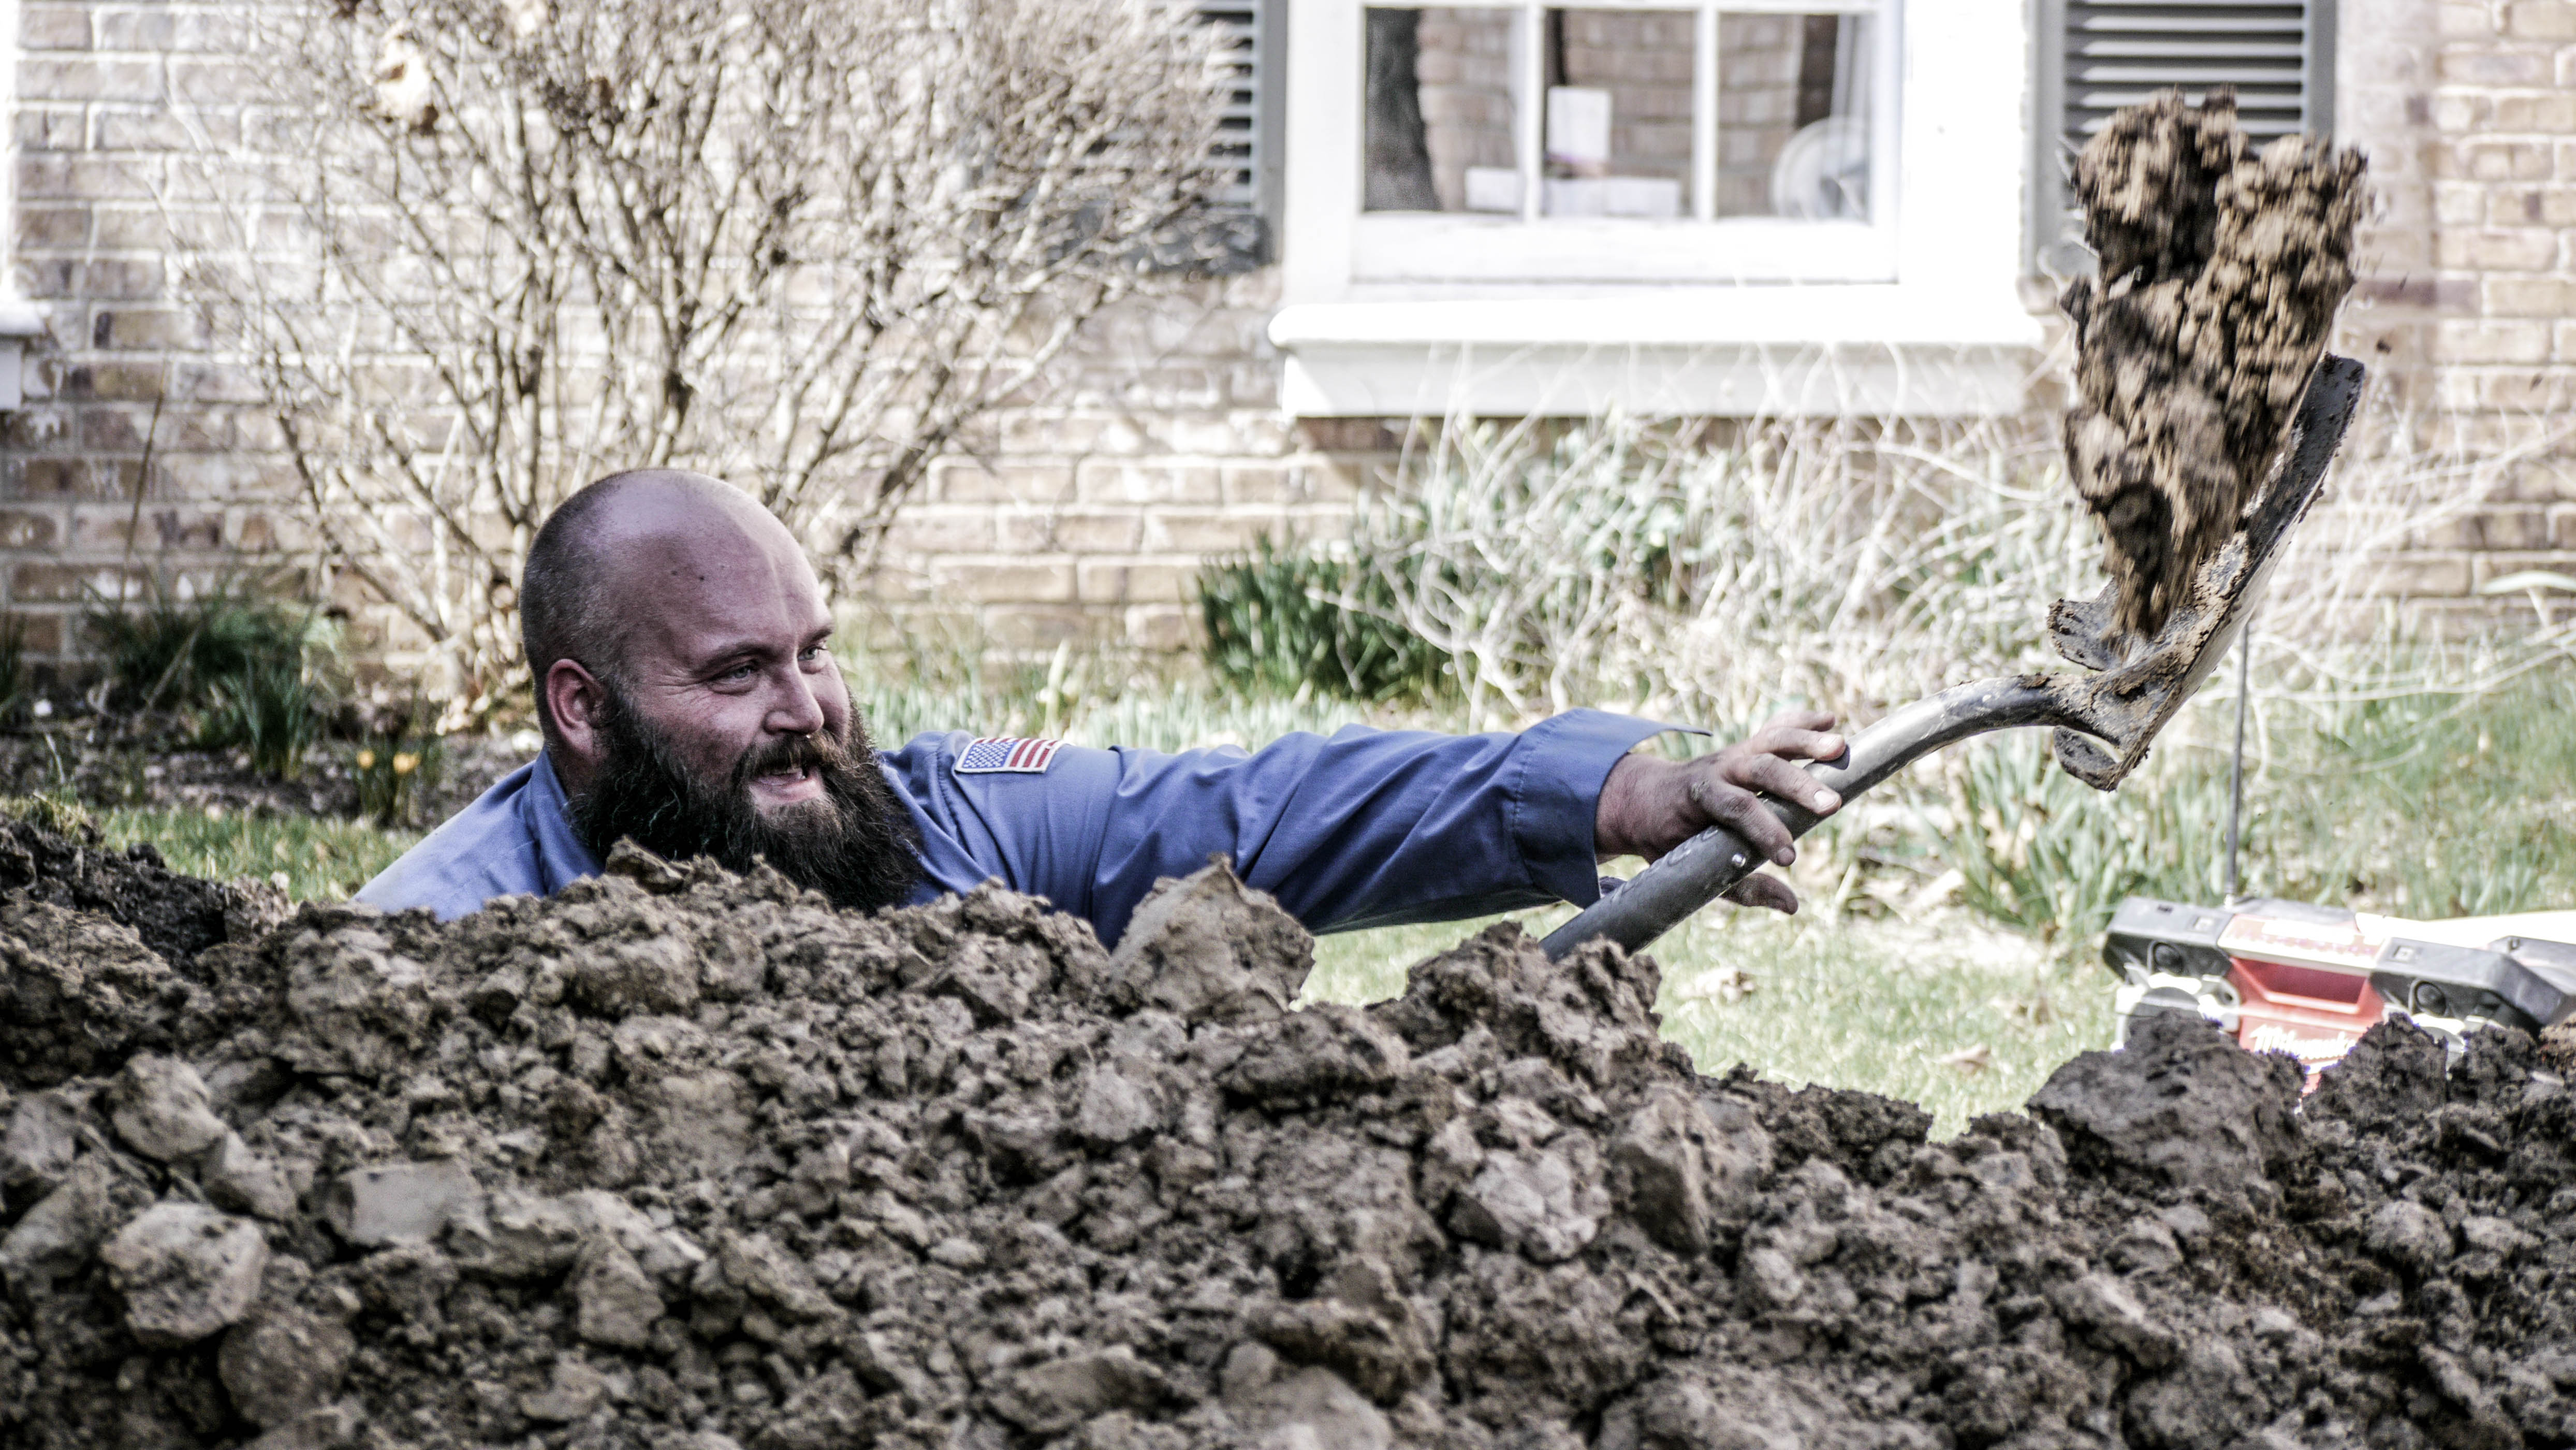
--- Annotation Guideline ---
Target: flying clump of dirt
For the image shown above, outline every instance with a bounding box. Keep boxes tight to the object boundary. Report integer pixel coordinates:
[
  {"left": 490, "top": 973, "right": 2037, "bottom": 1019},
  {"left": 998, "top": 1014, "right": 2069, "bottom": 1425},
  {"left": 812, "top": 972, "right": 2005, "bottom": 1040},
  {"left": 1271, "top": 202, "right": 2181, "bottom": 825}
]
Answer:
[
  {"left": 6, "top": 842, "right": 2576, "bottom": 1449},
  {"left": 2061, "top": 88, "right": 2366, "bottom": 640}
]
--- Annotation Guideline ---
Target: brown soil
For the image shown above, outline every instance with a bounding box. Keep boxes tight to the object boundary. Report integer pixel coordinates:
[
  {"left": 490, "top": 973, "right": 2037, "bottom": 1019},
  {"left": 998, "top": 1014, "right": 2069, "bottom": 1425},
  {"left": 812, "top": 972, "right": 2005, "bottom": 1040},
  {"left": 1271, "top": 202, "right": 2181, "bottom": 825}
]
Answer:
[
  {"left": 3, "top": 828, "right": 2574, "bottom": 1450},
  {"left": 2060, "top": 90, "right": 2365, "bottom": 641}
]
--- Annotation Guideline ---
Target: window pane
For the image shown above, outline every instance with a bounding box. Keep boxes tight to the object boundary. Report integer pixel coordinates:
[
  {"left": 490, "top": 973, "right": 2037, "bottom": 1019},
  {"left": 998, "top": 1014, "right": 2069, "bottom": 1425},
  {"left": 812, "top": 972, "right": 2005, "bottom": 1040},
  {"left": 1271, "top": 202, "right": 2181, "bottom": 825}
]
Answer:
[
  {"left": 1365, "top": 7, "right": 1523, "bottom": 213},
  {"left": 1717, "top": 12, "right": 1875, "bottom": 220},
  {"left": 1541, "top": 9, "right": 1696, "bottom": 218}
]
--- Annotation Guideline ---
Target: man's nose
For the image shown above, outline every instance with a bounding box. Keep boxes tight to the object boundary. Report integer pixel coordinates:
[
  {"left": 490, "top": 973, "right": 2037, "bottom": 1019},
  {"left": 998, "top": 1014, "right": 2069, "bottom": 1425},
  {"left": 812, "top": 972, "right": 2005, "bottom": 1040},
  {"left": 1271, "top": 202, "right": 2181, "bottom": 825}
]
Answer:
[{"left": 766, "top": 666, "right": 827, "bottom": 736}]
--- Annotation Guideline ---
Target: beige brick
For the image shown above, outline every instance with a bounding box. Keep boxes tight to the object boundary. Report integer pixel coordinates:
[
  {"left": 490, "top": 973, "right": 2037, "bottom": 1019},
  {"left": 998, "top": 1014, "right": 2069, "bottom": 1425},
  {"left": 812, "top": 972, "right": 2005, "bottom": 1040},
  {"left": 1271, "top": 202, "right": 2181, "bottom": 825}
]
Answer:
[
  {"left": 1122, "top": 605, "right": 1199, "bottom": 653},
  {"left": 2436, "top": 227, "right": 2558, "bottom": 268},
  {"left": 2495, "top": 91, "right": 2576, "bottom": 130},
  {"left": 879, "top": 508, "right": 995, "bottom": 554},
  {"left": 93, "top": 10, "right": 175, "bottom": 50},
  {"left": 928, "top": 557, "right": 1075, "bottom": 604},
  {"left": 2435, "top": 319, "right": 2551, "bottom": 363},
  {"left": 0, "top": 508, "right": 61, "bottom": 549},
  {"left": 2451, "top": 139, "right": 2553, "bottom": 181},
  {"left": 72, "top": 504, "right": 223, "bottom": 552},
  {"left": 22, "top": 5, "right": 90, "bottom": 48},
  {"left": 2425, "top": 505, "right": 2553, "bottom": 548},
  {"left": 1141, "top": 509, "right": 1283, "bottom": 553},
  {"left": 997, "top": 508, "right": 1142, "bottom": 553},
  {"left": 12, "top": 562, "right": 147, "bottom": 603},
  {"left": 2433, "top": 93, "right": 2489, "bottom": 133},
  {"left": 930, "top": 460, "right": 1074, "bottom": 505},
  {"left": 2510, "top": 1, "right": 2576, "bottom": 36},
  {"left": 981, "top": 606, "right": 1099, "bottom": 651},
  {"left": 2437, "top": 180, "right": 2494, "bottom": 224},
  {"left": 157, "top": 454, "right": 295, "bottom": 500},
  {"left": 231, "top": 510, "right": 317, "bottom": 554},
  {"left": 2361, "top": 554, "right": 2474, "bottom": 596},
  {"left": 1076, "top": 460, "right": 1223, "bottom": 505},
  {"left": 2440, "top": 1, "right": 2497, "bottom": 36},
  {"left": 1076, "top": 559, "right": 1198, "bottom": 605},
  {"left": 165, "top": 60, "right": 252, "bottom": 105},
  {"left": 12, "top": 613, "right": 66, "bottom": 655},
  {"left": 1221, "top": 465, "right": 1307, "bottom": 504},
  {"left": 20, "top": 57, "right": 162, "bottom": 103},
  {"left": 19, "top": 204, "right": 90, "bottom": 248},
  {"left": 2441, "top": 49, "right": 2551, "bottom": 84}
]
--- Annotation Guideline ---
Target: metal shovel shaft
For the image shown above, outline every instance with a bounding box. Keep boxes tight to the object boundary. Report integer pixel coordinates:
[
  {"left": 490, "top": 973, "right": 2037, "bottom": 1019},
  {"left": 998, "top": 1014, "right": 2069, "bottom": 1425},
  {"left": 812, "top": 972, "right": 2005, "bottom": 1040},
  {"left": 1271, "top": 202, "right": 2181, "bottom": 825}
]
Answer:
[{"left": 1539, "top": 675, "right": 2087, "bottom": 960}]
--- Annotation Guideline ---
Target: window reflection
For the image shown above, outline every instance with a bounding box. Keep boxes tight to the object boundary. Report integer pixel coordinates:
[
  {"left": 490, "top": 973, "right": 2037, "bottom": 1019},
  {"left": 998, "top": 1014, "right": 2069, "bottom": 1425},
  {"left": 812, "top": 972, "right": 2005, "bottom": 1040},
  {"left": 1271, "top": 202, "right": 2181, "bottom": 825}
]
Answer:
[
  {"left": 1717, "top": 12, "right": 1874, "bottom": 220},
  {"left": 1543, "top": 9, "right": 1693, "bottom": 218},
  {"left": 1365, "top": 7, "right": 1519, "bottom": 212}
]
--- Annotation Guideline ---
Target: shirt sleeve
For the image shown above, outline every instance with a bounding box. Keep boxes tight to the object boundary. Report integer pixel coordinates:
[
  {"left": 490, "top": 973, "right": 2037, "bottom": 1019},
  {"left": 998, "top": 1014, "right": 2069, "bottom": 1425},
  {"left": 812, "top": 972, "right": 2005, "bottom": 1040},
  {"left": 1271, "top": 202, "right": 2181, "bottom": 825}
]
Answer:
[{"left": 910, "top": 709, "right": 1682, "bottom": 948}]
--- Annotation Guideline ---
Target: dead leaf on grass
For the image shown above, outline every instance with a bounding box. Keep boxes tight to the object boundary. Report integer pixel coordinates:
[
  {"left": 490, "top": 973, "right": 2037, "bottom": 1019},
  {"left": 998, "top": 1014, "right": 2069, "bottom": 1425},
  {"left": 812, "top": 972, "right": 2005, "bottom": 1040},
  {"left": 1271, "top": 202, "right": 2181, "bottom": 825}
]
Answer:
[
  {"left": 1675, "top": 966, "right": 1756, "bottom": 1004},
  {"left": 1936, "top": 1043, "right": 1992, "bottom": 1075}
]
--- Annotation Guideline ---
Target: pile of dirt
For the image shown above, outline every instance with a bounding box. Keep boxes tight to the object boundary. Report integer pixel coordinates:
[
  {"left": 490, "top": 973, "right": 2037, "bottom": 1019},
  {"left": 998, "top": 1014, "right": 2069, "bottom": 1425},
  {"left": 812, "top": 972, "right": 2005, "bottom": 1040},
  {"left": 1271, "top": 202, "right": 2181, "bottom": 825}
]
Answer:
[
  {"left": 4, "top": 842, "right": 2575, "bottom": 1450},
  {"left": 0, "top": 806, "right": 284, "bottom": 970},
  {"left": 2060, "top": 89, "right": 2366, "bottom": 640}
]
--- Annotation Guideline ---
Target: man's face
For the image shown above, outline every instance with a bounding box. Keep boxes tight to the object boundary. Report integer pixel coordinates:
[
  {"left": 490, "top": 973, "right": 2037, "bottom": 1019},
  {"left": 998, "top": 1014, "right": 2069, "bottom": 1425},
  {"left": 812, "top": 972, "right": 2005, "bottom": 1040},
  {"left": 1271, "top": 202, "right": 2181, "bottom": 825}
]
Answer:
[
  {"left": 569, "top": 676, "right": 921, "bottom": 913},
  {"left": 602, "top": 518, "right": 852, "bottom": 815},
  {"left": 551, "top": 498, "right": 920, "bottom": 909}
]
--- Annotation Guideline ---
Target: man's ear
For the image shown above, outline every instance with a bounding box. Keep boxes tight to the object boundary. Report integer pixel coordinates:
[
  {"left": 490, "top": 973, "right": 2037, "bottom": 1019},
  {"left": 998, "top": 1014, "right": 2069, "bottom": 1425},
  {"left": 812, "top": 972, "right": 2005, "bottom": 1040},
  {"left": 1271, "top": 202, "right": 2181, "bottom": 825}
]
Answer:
[{"left": 545, "top": 659, "right": 607, "bottom": 776}]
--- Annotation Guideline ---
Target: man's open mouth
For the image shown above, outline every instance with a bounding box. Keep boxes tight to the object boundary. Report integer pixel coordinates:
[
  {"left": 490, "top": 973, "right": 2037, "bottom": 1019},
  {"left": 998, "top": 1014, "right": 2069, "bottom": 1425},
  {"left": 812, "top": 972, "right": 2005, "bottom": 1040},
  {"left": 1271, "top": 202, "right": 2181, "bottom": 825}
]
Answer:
[{"left": 750, "top": 762, "right": 825, "bottom": 805}]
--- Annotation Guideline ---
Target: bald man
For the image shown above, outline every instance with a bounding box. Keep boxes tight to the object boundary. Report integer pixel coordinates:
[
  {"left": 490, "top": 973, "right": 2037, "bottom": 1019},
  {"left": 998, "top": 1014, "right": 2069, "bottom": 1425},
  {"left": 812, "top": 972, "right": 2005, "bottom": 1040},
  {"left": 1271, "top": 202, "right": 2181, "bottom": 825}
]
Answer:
[{"left": 358, "top": 470, "right": 1847, "bottom": 947}]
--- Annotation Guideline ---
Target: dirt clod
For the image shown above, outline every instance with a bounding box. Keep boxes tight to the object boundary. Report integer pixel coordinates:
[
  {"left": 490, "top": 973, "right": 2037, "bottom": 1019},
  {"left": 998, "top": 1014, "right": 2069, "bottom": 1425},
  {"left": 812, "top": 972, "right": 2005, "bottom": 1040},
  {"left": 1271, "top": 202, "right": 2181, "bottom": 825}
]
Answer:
[
  {"left": 5, "top": 842, "right": 2576, "bottom": 1448},
  {"left": 2061, "top": 89, "right": 2365, "bottom": 639}
]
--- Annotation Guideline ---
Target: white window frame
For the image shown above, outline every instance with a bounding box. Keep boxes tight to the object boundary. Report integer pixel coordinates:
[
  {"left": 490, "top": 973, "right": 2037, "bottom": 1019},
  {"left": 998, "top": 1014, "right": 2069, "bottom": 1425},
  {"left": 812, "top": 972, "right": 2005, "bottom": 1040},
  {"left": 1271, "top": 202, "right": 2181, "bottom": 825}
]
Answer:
[
  {"left": 1353, "top": 0, "right": 1902, "bottom": 285},
  {"left": 1272, "top": 0, "right": 2045, "bottom": 417}
]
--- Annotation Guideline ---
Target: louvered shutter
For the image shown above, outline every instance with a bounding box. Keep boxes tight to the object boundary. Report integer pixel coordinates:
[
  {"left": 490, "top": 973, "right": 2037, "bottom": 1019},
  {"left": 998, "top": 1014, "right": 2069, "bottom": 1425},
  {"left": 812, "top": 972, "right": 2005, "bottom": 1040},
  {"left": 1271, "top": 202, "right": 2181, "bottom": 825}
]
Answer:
[
  {"left": 1158, "top": 1, "right": 1281, "bottom": 272},
  {"left": 2030, "top": 0, "right": 2338, "bottom": 274}
]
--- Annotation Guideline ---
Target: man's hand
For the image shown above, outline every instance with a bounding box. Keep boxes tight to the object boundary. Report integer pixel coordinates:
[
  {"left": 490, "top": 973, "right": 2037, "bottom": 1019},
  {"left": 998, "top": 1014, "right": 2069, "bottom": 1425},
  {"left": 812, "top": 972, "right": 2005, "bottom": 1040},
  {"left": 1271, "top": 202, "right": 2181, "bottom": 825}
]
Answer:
[{"left": 1593, "top": 709, "right": 1846, "bottom": 915}]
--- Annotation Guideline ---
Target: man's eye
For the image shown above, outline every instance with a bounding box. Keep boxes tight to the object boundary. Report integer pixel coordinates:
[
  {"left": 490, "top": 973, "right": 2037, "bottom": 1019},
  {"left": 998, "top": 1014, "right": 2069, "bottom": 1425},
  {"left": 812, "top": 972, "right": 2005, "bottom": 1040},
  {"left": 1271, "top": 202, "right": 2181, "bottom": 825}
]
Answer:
[
  {"left": 798, "top": 645, "right": 826, "bottom": 666},
  {"left": 718, "top": 663, "right": 758, "bottom": 683}
]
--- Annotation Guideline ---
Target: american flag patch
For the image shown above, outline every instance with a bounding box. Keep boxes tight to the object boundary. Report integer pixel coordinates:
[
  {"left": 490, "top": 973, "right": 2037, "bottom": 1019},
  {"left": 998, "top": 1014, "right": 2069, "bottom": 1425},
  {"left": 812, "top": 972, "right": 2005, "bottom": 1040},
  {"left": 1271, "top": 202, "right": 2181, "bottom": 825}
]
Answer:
[{"left": 955, "top": 737, "right": 1061, "bottom": 775}]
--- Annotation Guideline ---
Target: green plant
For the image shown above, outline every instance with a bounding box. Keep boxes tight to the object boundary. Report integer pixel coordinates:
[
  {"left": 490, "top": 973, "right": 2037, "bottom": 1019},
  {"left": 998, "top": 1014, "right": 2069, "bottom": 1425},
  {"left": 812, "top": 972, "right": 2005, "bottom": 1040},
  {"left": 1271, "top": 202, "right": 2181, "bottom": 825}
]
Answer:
[
  {"left": 86, "top": 573, "right": 339, "bottom": 777},
  {"left": 352, "top": 694, "right": 446, "bottom": 829},
  {"left": 1931, "top": 734, "right": 2231, "bottom": 950},
  {"left": 1197, "top": 537, "right": 1447, "bottom": 703},
  {"left": 0, "top": 613, "right": 28, "bottom": 728}
]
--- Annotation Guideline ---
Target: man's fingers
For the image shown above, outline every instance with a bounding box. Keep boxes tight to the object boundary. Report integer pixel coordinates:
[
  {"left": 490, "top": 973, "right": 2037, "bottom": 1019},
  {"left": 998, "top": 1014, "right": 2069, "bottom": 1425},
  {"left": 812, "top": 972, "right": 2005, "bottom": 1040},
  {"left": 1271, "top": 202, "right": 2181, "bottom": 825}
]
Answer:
[
  {"left": 1722, "top": 873, "right": 1798, "bottom": 914},
  {"left": 1722, "top": 751, "right": 1842, "bottom": 818},
  {"left": 1748, "top": 723, "right": 1847, "bottom": 763},
  {"left": 1688, "top": 773, "right": 1796, "bottom": 866}
]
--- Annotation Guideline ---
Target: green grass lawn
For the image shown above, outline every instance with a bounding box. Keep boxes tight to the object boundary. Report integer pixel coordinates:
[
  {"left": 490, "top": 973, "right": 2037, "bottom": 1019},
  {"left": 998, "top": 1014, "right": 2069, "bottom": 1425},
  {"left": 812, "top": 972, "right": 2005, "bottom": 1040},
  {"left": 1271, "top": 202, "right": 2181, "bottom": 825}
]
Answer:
[{"left": 99, "top": 808, "right": 419, "bottom": 902}]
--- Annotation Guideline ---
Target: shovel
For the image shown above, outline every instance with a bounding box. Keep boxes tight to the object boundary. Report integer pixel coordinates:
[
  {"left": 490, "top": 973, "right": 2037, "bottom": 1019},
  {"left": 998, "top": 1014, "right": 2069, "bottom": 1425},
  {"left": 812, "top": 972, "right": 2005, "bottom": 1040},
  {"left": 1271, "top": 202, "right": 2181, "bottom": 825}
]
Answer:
[{"left": 1542, "top": 354, "right": 2366, "bottom": 963}]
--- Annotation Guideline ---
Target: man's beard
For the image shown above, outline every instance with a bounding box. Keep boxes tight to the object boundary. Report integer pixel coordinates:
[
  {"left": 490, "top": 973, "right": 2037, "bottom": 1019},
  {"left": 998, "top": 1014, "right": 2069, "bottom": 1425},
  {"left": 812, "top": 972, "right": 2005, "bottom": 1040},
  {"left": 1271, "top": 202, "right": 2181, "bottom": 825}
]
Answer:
[{"left": 568, "top": 686, "right": 923, "bottom": 914}]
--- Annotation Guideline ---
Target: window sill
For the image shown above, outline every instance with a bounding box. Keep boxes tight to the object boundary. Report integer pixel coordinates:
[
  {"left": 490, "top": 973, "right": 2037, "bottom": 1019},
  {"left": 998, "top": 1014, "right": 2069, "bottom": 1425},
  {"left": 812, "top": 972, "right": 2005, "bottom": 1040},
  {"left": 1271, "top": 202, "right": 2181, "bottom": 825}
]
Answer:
[
  {"left": 1353, "top": 215, "right": 1898, "bottom": 285},
  {"left": 1268, "top": 288, "right": 2046, "bottom": 417},
  {"left": 0, "top": 297, "right": 46, "bottom": 411}
]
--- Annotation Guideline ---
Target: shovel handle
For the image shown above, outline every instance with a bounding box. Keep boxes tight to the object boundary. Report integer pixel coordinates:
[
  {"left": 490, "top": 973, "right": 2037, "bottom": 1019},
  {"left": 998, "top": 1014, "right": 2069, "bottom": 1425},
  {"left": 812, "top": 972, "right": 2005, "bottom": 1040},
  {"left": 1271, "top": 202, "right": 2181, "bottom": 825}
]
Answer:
[{"left": 1540, "top": 675, "right": 2085, "bottom": 961}]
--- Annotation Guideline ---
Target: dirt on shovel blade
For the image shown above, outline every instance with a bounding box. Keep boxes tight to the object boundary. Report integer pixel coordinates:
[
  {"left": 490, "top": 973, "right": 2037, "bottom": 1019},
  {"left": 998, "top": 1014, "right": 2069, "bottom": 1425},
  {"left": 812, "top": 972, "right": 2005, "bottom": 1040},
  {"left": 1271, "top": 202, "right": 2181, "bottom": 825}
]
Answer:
[
  {"left": 2061, "top": 88, "right": 2366, "bottom": 642},
  {"left": 3, "top": 821, "right": 2574, "bottom": 1449}
]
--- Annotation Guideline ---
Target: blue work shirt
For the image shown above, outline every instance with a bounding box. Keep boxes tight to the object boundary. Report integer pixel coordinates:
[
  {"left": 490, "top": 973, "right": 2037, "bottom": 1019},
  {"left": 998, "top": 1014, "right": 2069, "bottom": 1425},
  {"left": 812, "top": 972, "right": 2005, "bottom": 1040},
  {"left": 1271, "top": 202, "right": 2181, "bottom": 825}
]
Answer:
[{"left": 357, "top": 710, "right": 1674, "bottom": 949}]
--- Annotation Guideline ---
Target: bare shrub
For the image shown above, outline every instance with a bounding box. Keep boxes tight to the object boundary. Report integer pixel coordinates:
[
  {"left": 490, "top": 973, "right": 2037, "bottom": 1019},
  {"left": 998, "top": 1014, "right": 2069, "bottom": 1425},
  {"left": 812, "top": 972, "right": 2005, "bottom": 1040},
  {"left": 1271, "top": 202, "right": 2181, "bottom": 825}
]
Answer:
[
  {"left": 174, "top": 0, "right": 1231, "bottom": 723},
  {"left": 1345, "top": 388, "right": 2574, "bottom": 736}
]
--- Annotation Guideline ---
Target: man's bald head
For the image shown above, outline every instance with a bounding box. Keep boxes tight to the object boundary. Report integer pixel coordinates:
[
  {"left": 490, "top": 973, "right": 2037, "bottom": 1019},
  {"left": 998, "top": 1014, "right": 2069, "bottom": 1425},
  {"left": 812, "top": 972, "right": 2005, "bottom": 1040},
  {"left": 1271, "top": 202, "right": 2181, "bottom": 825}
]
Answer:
[{"left": 520, "top": 469, "right": 803, "bottom": 737}]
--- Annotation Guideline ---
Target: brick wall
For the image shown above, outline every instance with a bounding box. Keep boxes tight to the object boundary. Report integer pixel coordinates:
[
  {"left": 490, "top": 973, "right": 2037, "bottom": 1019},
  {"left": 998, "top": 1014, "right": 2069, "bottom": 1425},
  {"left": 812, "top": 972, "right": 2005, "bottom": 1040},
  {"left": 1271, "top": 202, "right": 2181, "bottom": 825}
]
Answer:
[
  {"left": 0, "top": 0, "right": 2568, "bottom": 687},
  {"left": 863, "top": 270, "right": 1370, "bottom": 654},
  {"left": 3, "top": 0, "right": 286, "bottom": 684},
  {"left": 2334, "top": 0, "right": 2576, "bottom": 623}
]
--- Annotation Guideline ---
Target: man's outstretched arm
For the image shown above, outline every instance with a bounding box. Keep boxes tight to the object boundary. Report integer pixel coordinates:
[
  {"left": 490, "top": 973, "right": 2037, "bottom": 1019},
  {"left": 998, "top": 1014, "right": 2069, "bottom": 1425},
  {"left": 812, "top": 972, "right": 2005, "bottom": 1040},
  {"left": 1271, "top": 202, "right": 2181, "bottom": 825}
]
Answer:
[{"left": 897, "top": 709, "right": 1841, "bottom": 949}]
